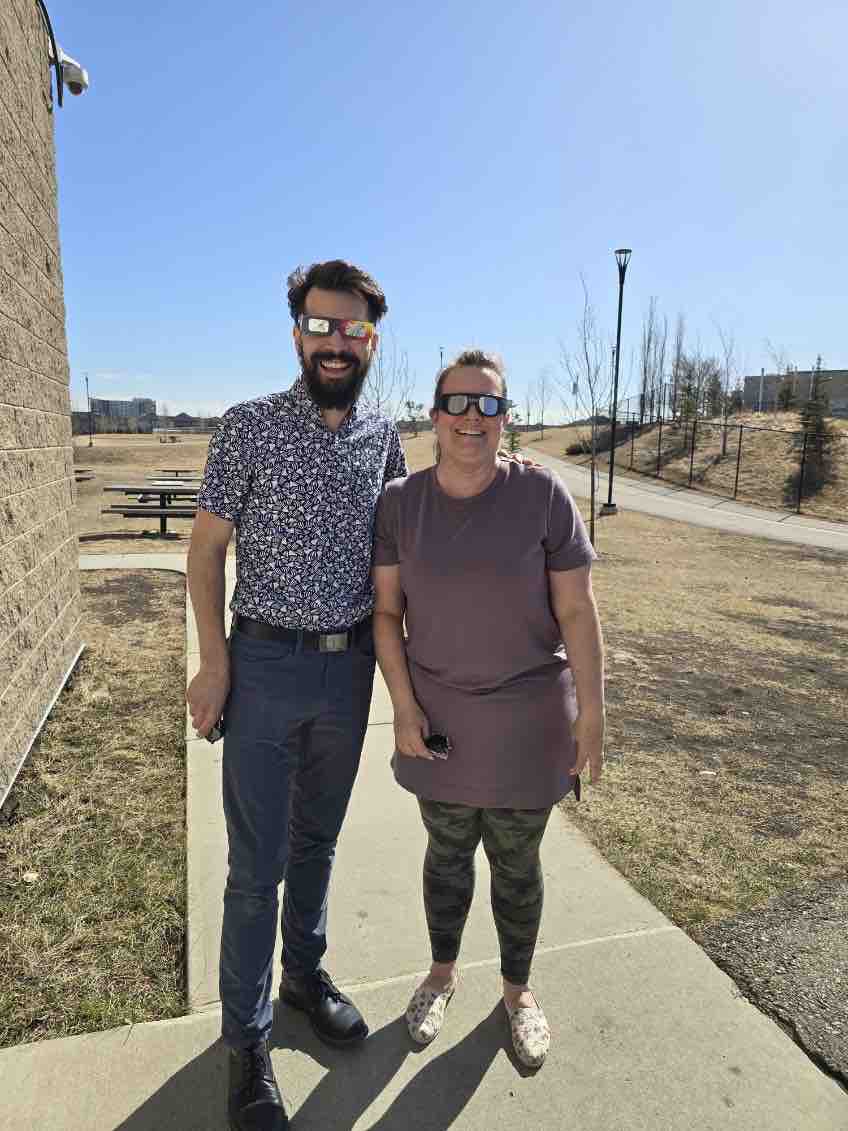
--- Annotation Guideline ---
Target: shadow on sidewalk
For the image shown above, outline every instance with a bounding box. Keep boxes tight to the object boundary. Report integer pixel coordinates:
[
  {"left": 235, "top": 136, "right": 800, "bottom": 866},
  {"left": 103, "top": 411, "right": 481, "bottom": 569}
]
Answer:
[
  {"left": 274, "top": 1001, "right": 509, "bottom": 1129},
  {"left": 113, "top": 1002, "right": 511, "bottom": 1129}
]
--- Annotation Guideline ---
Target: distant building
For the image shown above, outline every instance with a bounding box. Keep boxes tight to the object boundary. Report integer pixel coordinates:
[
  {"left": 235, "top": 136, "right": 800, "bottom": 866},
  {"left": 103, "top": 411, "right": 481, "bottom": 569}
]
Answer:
[
  {"left": 743, "top": 369, "right": 848, "bottom": 417},
  {"left": 89, "top": 396, "right": 156, "bottom": 418}
]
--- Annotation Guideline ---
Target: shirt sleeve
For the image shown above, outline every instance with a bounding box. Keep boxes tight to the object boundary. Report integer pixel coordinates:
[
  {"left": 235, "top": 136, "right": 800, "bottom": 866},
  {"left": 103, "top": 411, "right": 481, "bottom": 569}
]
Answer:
[
  {"left": 544, "top": 473, "right": 598, "bottom": 571},
  {"left": 383, "top": 424, "right": 408, "bottom": 484},
  {"left": 373, "top": 481, "right": 401, "bottom": 566},
  {"left": 196, "top": 407, "right": 253, "bottom": 524}
]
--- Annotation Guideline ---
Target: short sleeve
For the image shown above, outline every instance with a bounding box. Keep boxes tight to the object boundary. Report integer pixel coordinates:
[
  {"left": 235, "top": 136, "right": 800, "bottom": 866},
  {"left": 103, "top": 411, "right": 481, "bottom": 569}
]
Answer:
[
  {"left": 383, "top": 425, "right": 408, "bottom": 484},
  {"left": 544, "top": 473, "right": 597, "bottom": 571},
  {"left": 196, "top": 408, "right": 253, "bottom": 524},
  {"left": 373, "top": 482, "right": 401, "bottom": 566}
]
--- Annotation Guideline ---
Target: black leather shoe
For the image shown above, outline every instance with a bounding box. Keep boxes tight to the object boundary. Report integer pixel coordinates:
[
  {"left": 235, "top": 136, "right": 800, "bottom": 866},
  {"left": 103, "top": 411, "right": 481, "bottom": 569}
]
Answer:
[
  {"left": 228, "top": 1040, "right": 289, "bottom": 1131},
  {"left": 280, "top": 967, "right": 368, "bottom": 1048}
]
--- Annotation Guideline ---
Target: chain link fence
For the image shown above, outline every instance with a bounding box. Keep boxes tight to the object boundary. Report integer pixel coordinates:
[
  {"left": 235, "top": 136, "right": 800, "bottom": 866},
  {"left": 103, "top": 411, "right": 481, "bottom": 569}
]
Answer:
[{"left": 609, "top": 412, "right": 846, "bottom": 521}]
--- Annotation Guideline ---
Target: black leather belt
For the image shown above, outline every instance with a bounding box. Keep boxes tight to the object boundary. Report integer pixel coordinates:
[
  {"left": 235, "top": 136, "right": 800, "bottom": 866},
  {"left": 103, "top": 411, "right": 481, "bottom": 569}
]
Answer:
[{"left": 232, "top": 613, "right": 371, "bottom": 653}]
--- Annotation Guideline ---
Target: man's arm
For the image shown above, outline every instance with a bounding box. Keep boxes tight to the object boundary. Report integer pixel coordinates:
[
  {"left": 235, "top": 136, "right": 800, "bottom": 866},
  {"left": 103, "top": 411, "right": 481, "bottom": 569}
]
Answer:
[
  {"left": 186, "top": 509, "right": 234, "bottom": 737},
  {"left": 548, "top": 565, "right": 605, "bottom": 783}
]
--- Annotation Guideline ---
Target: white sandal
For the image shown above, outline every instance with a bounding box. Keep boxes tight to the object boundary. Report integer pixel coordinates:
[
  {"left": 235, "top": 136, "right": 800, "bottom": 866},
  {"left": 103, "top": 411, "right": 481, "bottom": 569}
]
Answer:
[
  {"left": 405, "top": 976, "right": 459, "bottom": 1045},
  {"left": 504, "top": 991, "right": 550, "bottom": 1068}
]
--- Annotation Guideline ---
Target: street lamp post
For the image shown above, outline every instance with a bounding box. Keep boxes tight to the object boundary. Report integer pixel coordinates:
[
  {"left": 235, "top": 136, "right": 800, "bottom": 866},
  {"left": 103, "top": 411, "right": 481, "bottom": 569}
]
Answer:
[
  {"left": 439, "top": 345, "right": 444, "bottom": 370},
  {"left": 84, "top": 372, "right": 93, "bottom": 447},
  {"left": 601, "top": 248, "right": 631, "bottom": 515}
]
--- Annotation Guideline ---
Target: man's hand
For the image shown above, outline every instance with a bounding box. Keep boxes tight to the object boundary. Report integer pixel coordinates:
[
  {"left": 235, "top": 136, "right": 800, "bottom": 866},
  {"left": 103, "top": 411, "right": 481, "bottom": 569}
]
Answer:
[
  {"left": 187, "top": 660, "right": 230, "bottom": 738},
  {"left": 570, "top": 711, "right": 605, "bottom": 785},
  {"left": 394, "top": 703, "right": 441, "bottom": 760},
  {"left": 497, "top": 449, "right": 542, "bottom": 468}
]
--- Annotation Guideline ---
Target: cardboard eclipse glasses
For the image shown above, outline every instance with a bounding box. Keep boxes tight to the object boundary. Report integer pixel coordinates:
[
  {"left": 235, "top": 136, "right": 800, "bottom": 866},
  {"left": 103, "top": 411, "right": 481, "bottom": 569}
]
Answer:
[{"left": 299, "top": 314, "right": 375, "bottom": 341}]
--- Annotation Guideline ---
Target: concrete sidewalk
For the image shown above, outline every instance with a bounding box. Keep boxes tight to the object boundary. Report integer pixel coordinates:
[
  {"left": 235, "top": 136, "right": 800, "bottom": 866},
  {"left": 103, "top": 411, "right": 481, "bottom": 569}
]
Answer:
[
  {"left": 531, "top": 449, "right": 848, "bottom": 553},
  {"left": 1, "top": 554, "right": 845, "bottom": 1128}
]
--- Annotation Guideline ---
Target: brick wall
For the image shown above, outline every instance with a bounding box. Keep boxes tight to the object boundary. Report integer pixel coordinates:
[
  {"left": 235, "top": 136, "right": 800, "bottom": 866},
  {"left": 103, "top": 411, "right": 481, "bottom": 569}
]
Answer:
[{"left": 0, "top": 0, "right": 82, "bottom": 806}]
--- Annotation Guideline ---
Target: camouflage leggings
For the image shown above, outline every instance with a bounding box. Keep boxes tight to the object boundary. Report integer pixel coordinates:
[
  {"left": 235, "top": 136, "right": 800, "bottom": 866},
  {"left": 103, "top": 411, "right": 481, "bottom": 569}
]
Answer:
[{"left": 418, "top": 799, "right": 552, "bottom": 985}]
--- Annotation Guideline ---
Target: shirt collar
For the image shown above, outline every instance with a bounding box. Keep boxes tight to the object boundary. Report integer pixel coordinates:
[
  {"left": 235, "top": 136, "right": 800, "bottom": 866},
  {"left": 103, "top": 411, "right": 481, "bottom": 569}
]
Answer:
[{"left": 288, "top": 374, "right": 359, "bottom": 429}]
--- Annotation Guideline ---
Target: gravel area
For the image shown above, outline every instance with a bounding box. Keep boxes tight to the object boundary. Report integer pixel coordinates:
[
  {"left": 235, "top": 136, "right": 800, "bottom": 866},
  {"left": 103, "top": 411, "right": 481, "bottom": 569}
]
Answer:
[{"left": 698, "top": 877, "right": 848, "bottom": 1088}]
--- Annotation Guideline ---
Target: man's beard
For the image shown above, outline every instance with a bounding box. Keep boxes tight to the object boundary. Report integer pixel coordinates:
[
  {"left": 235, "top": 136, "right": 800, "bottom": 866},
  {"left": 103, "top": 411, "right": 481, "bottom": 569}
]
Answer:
[{"left": 298, "top": 343, "right": 371, "bottom": 410}]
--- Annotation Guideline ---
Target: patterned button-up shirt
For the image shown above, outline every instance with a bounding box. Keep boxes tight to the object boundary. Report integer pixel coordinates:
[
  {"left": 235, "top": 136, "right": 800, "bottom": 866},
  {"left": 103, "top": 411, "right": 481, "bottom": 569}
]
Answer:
[{"left": 197, "top": 377, "right": 408, "bottom": 630}]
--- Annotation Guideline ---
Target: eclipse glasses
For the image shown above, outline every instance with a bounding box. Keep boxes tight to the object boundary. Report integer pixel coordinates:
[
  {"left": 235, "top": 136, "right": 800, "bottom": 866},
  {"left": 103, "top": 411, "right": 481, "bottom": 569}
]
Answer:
[{"left": 299, "top": 314, "right": 375, "bottom": 341}]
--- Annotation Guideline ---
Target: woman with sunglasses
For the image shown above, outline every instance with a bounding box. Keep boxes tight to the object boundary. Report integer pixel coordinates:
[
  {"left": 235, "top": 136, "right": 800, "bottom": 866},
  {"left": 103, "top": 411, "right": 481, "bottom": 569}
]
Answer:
[{"left": 372, "top": 349, "right": 605, "bottom": 1068}]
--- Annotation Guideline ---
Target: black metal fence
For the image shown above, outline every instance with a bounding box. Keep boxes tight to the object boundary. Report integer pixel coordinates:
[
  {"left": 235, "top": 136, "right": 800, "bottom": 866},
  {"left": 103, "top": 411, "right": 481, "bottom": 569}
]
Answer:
[{"left": 596, "top": 411, "right": 845, "bottom": 520}]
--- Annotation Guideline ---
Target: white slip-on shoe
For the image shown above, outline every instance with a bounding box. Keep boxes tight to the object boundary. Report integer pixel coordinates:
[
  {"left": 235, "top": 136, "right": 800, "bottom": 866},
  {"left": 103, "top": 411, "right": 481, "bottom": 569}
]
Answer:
[
  {"left": 504, "top": 991, "right": 550, "bottom": 1068},
  {"left": 405, "top": 976, "right": 459, "bottom": 1046}
]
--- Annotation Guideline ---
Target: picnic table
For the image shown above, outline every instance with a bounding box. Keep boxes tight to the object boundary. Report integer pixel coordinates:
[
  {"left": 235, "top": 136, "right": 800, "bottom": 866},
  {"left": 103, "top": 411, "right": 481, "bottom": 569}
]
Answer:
[
  {"left": 158, "top": 468, "right": 200, "bottom": 478},
  {"left": 102, "top": 482, "right": 199, "bottom": 537}
]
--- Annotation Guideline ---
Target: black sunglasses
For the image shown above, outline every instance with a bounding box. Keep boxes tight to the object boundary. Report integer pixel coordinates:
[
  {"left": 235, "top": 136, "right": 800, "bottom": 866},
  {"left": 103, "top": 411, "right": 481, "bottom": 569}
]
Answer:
[{"left": 437, "top": 393, "right": 510, "bottom": 417}]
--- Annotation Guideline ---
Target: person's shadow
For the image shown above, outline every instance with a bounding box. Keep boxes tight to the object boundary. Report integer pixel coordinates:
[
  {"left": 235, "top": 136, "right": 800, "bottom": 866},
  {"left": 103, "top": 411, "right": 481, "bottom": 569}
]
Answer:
[{"left": 114, "top": 999, "right": 517, "bottom": 1129}]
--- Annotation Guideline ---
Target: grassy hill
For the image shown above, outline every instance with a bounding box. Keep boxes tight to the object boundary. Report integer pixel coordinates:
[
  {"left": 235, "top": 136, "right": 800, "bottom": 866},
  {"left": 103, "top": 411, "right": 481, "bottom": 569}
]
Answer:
[{"left": 517, "top": 413, "right": 848, "bottom": 524}]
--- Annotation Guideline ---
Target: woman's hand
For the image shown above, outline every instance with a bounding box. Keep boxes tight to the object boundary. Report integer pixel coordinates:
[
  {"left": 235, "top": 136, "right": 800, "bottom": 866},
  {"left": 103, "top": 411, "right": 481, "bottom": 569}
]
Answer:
[
  {"left": 571, "top": 711, "right": 605, "bottom": 784},
  {"left": 394, "top": 703, "right": 438, "bottom": 759}
]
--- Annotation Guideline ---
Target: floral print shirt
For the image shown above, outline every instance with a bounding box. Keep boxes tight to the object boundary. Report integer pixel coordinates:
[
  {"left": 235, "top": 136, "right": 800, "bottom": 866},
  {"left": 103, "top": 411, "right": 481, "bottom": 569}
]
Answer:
[{"left": 198, "top": 377, "right": 407, "bottom": 630}]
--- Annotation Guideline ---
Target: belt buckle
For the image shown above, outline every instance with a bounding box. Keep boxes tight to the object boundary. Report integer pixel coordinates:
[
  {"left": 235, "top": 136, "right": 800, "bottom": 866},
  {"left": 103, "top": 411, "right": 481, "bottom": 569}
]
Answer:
[{"left": 319, "top": 631, "right": 349, "bottom": 653}]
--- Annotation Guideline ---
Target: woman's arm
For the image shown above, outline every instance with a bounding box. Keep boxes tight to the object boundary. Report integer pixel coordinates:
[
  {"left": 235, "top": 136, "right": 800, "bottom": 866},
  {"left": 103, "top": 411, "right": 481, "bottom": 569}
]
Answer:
[
  {"left": 372, "top": 564, "right": 439, "bottom": 760},
  {"left": 548, "top": 565, "right": 605, "bottom": 783}
]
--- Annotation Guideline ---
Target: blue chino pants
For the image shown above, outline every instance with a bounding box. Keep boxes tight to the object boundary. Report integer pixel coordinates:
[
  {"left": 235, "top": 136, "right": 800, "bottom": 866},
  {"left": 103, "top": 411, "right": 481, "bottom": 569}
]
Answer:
[{"left": 219, "top": 624, "right": 375, "bottom": 1049}]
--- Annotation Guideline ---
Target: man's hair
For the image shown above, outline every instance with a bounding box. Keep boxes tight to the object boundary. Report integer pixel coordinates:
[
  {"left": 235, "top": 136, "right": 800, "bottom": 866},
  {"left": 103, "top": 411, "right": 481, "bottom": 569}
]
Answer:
[
  {"left": 432, "top": 348, "right": 508, "bottom": 410},
  {"left": 286, "top": 260, "right": 388, "bottom": 325}
]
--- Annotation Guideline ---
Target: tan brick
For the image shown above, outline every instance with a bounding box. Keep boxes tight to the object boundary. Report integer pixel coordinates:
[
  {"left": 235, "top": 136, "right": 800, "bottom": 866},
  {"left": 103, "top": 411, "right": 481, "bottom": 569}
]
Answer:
[
  {"left": 0, "top": 4, "right": 53, "bottom": 190},
  {"left": 0, "top": 219, "right": 64, "bottom": 319},
  {"left": 0, "top": 527, "right": 36, "bottom": 590},
  {"left": 0, "top": 620, "right": 82, "bottom": 795},
  {"left": 0, "top": 477, "right": 72, "bottom": 544},
  {"left": 0, "top": 0, "right": 78, "bottom": 804},
  {"left": 0, "top": 534, "right": 77, "bottom": 641},
  {"left": 0, "top": 269, "right": 66, "bottom": 352},
  {"left": 0, "top": 309, "right": 68, "bottom": 382},
  {"left": 0, "top": 79, "right": 56, "bottom": 221},
  {"left": 0, "top": 179, "right": 64, "bottom": 296},
  {"left": 0, "top": 403, "right": 68, "bottom": 448},
  {"left": 0, "top": 359, "right": 68, "bottom": 413},
  {"left": 0, "top": 445, "right": 68, "bottom": 495},
  {"left": 0, "top": 577, "right": 79, "bottom": 699},
  {"left": 0, "top": 109, "right": 57, "bottom": 253}
]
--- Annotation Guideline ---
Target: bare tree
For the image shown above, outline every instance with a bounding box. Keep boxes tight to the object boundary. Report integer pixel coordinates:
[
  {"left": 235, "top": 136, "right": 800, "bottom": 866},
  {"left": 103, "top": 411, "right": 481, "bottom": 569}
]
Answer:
[
  {"left": 639, "top": 298, "right": 658, "bottom": 423},
  {"left": 403, "top": 398, "right": 425, "bottom": 437},
  {"left": 557, "top": 280, "right": 611, "bottom": 545},
  {"left": 670, "top": 313, "right": 685, "bottom": 420},
  {"left": 714, "top": 321, "right": 736, "bottom": 455},
  {"left": 536, "top": 367, "right": 554, "bottom": 441},
  {"left": 524, "top": 384, "right": 536, "bottom": 437},
  {"left": 362, "top": 327, "right": 412, "bottom": 421}
]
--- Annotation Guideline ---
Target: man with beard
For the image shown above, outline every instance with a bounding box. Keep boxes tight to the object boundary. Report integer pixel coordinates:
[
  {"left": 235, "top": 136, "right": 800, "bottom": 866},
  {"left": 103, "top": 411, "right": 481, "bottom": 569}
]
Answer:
[{"left": 187, "top": 260, "right": 405, "bottom": 1131}]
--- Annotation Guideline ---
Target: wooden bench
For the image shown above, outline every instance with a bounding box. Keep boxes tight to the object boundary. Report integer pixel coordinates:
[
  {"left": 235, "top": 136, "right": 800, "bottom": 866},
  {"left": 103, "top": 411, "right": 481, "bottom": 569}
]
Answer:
[{"left": 101, "top": 504, "right": 197, "bottom": 537}]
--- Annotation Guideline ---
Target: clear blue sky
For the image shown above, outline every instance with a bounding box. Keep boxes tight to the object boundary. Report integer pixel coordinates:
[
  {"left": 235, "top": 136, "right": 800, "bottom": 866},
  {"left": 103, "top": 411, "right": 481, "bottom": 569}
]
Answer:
[{"left": 50, "top": 0, "right": 848, "bottom": 418}]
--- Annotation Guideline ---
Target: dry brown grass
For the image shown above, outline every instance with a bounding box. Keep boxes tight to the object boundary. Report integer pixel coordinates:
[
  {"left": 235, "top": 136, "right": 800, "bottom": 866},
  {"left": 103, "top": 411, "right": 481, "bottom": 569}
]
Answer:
[
  {"left": 567, "top": 508, "right": 848, "bottom": 934},
  {"left": 73, "top": 433, "right": 212, "bottom": 554},
  {"left": 0, "top": 570, "right": 187, "bottom": 1046}
]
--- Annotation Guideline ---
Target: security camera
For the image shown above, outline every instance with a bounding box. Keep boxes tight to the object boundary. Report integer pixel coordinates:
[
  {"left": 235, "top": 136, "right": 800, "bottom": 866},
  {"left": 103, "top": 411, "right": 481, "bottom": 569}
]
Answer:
[{"left": 58, "top": 48, "right": 89, "bottom": 95}]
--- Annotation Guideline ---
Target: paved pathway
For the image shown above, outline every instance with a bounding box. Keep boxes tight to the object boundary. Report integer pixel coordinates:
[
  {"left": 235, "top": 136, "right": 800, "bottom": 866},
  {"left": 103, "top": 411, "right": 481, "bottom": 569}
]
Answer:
[
  {"left": 532, "top": 450, "right": 848, "bottom": 553},
  {"left": 1, "top": 502, "right": 846, "bottom": 1128}
]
